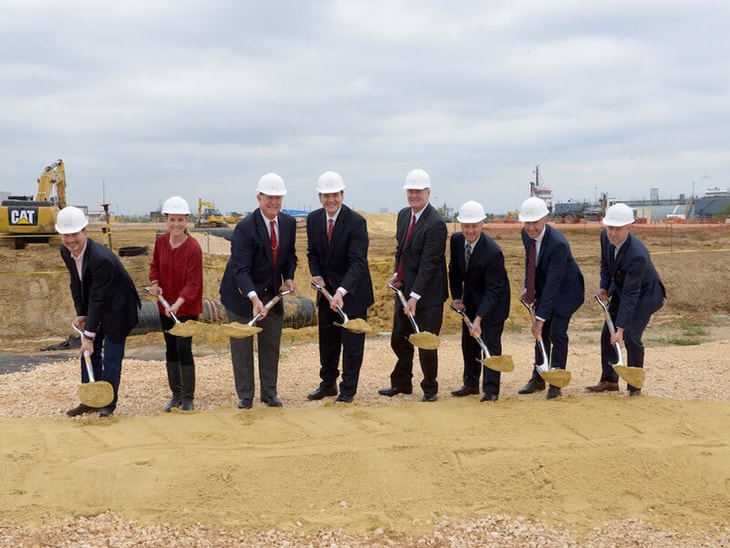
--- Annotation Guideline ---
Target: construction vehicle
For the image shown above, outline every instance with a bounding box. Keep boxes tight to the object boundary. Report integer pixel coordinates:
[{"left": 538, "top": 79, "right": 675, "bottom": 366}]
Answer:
[
  {"left": 551, "top": 193, "right": 608, "bottom": 223},
  {"left": 0, "top": 159, "right": 67, "bottom": 249},
  {"left": 195, "top": 199, "right": 228, "bottom": 228},
  {"left": 223, "top": 212, "right": 245, "bottom": 225}
]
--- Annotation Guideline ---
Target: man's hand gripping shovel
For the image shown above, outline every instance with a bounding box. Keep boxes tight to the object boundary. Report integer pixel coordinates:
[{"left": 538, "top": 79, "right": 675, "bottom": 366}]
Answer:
[
  {"left": 594, "top": 294, "right": 645, "bottom": 388},
  {"left": 310, "top": 280, "right": 371, "bottom": 334},
  {"left": 519, "top": 299, "right": 572, "bottom": 388},
  {"left": 387, "top": 283, "right": 440, "bottom": 350},
  {"left": 70, "top": 323, "right": 114, "bottom": 409},
  {"left": 449, "top": 304, "right": 514, "bottom": 372}
]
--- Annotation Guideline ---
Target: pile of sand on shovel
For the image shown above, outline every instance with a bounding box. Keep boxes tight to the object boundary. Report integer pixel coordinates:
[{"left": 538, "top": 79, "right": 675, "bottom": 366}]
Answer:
[
  {"left": 168, "top": 320, "right": 210, "bottom": 338},
  {"left": 614, "top": 365, "right": 646, "bottom": 388},
  {"left": 409, "top": 332, "right": 441, "bottom": 350},
  {"left": 484, "top": 355, "right": 515, "bottom": 372},
  {"left": 539, "top": 369, "right": 572, "bottom": 388},
  {"left": 334, "top": 318, "right": 372, "bottom": 334},
  {"left": 78, "top": 382, "right": 114, "bottom": 408},
  {"left": 217, "top": 322, "right": 262, "bottom": 339}
]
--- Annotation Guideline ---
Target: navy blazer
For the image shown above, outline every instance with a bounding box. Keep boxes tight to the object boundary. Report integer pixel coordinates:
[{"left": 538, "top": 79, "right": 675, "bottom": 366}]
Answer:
[
  {"left": 60, "top": 238, "right": 140, "bottom": 343},
  {"left": 219, "top": 209, "right": 297, "bottom": 317},
  {"left": 449, "top": 232, "right": 510, "bottom": 324},
  {"left": 394, "top": 203, "right": 448, "bottom": 307},
  {"left": 600, "top": 229, "right": 665, "bottom": 328},
  {"left": 306, "top": 204, "right": 374, "bottom": 315},
  {"left": 522, "top": 224, "right": 584, "bottom": 319}
]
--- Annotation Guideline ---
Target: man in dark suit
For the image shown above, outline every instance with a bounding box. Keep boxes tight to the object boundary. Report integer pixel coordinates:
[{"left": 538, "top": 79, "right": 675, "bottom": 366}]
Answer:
[
  {"left": 517, "top": 197, "right": 584, "bottom": 400},
  {"left": 379, "top": 168, "right": 448, "bottom": 402},
  {"left": 448, "top": 201, "right": 511, "bottom": 402},
  {"left": 587, "top": 203, "right": 665, "bottom": 396},
  {"left": 306, "top": 171, "right": 374, "bottom": 403},
  {"left": 56, "top": 206, "right": 141, "bottom": 418},
  {"left": 219, "top": 173, "right": 297, "bottom": 409}
]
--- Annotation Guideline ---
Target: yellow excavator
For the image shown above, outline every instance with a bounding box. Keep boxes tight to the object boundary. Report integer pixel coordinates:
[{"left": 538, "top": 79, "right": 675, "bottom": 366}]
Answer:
[
  {"left": 0, "top": 159, "right": 67, "bottom": 249},
  {"left": 196, "top": 198, "right": 228, "bottom": 228}
]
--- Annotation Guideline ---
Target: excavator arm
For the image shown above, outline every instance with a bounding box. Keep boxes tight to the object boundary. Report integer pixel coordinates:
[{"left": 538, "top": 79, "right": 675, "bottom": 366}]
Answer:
[{"left": 35, "top": 159, "right": 66, "bottom": 208}]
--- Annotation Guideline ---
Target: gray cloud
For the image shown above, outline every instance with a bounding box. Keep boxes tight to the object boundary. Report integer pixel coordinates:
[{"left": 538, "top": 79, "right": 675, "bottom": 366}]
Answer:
[{"left": 1, "top": 0, "right": 728, "bottom": 217}]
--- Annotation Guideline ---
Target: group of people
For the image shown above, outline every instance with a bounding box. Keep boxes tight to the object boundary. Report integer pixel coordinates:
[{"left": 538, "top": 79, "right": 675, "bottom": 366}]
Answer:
[{"left": 54, "top": 168, "right": 665, "bottom": 417}]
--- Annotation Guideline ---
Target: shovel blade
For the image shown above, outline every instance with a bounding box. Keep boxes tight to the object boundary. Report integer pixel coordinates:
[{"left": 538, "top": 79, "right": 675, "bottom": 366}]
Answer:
[
  {"left": 539, "top": 369, "right": 571, "bottom": 388},
  {"left": 408, "top": 331, "right": 441, "bottom": 350},
  {"left": 218, "top": 323, "right": 262, "bottom": 339},
  {"left": 483, "top": 355, "right": 515, "bottom": 372},
  {"left": 613, "top": 365, "right": 645, "bottom": 388},
  {"left": 78, "top": 381, "right": 114, "bottom": 408},
  {"left": 169, "top": 320, "right": 205, "bottom": 338},
  {"left": 334, "top": 318, "right": 372, "bottom": 334}
]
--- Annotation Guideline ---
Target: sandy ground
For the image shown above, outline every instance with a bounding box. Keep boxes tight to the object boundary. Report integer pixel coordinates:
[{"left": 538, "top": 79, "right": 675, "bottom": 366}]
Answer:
[{"left": 1, "top": 218, "right": 730, "bottom": 546}]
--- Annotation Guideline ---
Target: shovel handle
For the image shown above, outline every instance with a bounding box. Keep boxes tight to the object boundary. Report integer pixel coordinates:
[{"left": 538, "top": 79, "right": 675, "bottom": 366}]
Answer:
[
  {"left": 388, "top": 283, "right": 421, "bottom": 334},
  {"left": 310, "top": 280, "right": 349, "bottom": 323},
  {"left": 519, "top": 299, "right": 550, "bottom": 371},
  {"left": 71, "top": 323, "right": 97, "bottom": 382},
  {"left": 144, "top": 286, "right": 180, "bottom": 324},
  {"left": 594, "top": 294, "right": 624, "bottom": 365},
  {"left": 248, "top": 290, "right": 291, "bottom": 326},
  {"left": 449, "top": 304, "right": 492, "bottom": 358}
]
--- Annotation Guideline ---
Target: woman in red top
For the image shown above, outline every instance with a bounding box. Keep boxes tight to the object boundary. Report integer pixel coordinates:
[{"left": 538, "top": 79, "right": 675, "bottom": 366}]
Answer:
[{"left": 148, "top": 196, "right": 204, "bottom": 411}]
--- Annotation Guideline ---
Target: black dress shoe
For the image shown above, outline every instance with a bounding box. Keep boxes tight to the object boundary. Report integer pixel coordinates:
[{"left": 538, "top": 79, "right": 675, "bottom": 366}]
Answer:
[
  {"left": 628, "top": 389, "right": 642, "bottom": 397},
  {"left": 307, "top": 384, "right": 338, "bottom": 400},
  {"left": 585, "top": 381, "right": 619, "bottom": 392},
  {"left": 335, "top": 394, "right": 354, "bottom": 403},
  {"left": 451, "top": 385, "right": 479, "bottom": 397},
  {"left": 518, "top": 378, "right": 546, "bottom": 394},
  {"left": 421, "top": 393, "right": 438, "bottom": 402},
  {"left": 66, "top": 403, "right": 96, "bottom": 417},
  {"left": 262, "top": 395, "right": 283, "bottom": 407},
  {"left": 378, "top": 386, "right": 413, "bottom": 397},
  {"left": 480, "top": 393, "right": 498, "bottom": 402},
  {"left": 238, "top": 399, "right": 252, "bottom": 409},
  {"left": 546, "top": 387, "right": 562, "bottom": 400},
  {"left": 98, "top": 407, "right": 113, "bottom": 418}
]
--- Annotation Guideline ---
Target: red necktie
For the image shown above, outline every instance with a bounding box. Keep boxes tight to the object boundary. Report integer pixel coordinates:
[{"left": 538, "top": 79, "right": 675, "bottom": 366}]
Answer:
[
  {"left": 327, "top": 218, "right": 334, "bottom": 244},
  {"left": 525, "top": 239, "right": 536, "bottom": 303},
  {"left": 397, "top": 214, "right": 417, "bottom": 281},
  {"left": 270, "top": 220, "right": 278, "bottom": 268}
]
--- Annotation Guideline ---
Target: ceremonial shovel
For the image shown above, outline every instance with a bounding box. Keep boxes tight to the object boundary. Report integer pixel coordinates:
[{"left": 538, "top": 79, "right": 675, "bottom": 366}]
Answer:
[
  {"left": 310, "top": 280, "right": 371, "bottom": 334},
  {"left": 70, "top": 323, "right": 114, "bottom": 408},
  {"left": 449, "top": 304, "right": 514, "bottom": 372},
  {"left": 594, "top": 294, "right": 646, "bottom": 388},
  {"left": 519, "top": 299, "right": 572, "bottom": 388},
  {"left": 387, "top": 283, "right": 440, "bottom": 350}
]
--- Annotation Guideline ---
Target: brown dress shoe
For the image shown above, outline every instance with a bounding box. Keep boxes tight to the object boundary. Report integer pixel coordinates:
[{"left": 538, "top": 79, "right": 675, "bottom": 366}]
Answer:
[{"left": 585, "top": 381, "right": 619, "bottom": 392}]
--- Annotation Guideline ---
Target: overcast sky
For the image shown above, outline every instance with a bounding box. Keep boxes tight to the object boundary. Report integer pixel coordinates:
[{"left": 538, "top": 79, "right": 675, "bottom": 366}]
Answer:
[{"left": 1, "top": 0, "right": 728, "bottom": 217}]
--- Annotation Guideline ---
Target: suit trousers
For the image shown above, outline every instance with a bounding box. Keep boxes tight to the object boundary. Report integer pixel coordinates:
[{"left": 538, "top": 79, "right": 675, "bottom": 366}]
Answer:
[
  {"left": 226, "top": 306, "right": 283, "bottom": 406},
  {"left": 530, "top": 311, "right": 571, "bottom": 383},
  {"left": 85, "top": 332, "right": 126, "bottom": 412},
  {"left": 600, "top": 311, "right": 651, "bottom": 390},
  {"left": 389, "top": 300, "right": 443, "bottom": 395},
  {"left": 461, "top": 321, "right": 503, "bottom": 396},
  {"left": 317, "top": 303, "right": 366, "bottom": 397}
]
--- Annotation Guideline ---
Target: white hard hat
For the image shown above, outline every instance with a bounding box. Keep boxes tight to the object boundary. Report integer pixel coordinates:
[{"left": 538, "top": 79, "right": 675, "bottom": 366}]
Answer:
[
  {"left": 457, "top": 200, "right": 486, "bottom": 223},
  {"left": 161, "top": 195, "right": 191, "bottom": 215},
  {"left": 256, "top": 172, "right": 287, "bottom": 196},
  {"left": 403, "top": 168, "right": 431, "bottom": 190},
  {"left": 55, "top": 206, "right": 89, "bottom": 234},
  {"left": 316, "top": 171, "right": 346, "bottom": 193},
  {"left": 518, "top": 197, "right": 550, "bottom": 222},
  {"left": 603, "top": 203, "right": 635, "bottom": 227}
]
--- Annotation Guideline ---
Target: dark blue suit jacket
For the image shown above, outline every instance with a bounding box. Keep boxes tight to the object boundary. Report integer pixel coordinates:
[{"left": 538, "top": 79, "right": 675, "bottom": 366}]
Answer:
[
  {"left": 522, "top": 224, "right": 584, "bottom": 319},
  {"left": 60, "top": 238, "right": 140, "bottom": 343},
  {"left": 306, "top": 204, "right": 374, "bottom": 315},
  {"left": 449, "top": 232, "right": 510, "bottom": 323},
  {"left": 600, "top": 229, "right": 665, "bottom": 329},
  {"left": 219, "top": 209, "right": 297, "bottom": 317}
]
